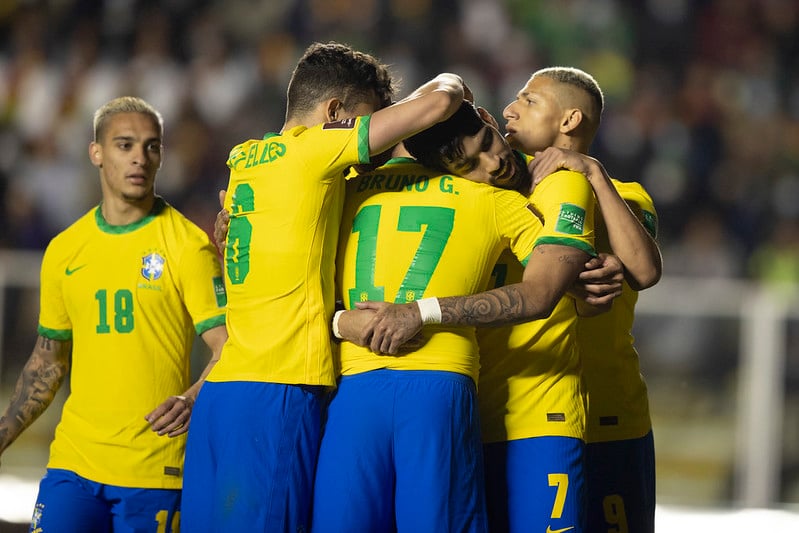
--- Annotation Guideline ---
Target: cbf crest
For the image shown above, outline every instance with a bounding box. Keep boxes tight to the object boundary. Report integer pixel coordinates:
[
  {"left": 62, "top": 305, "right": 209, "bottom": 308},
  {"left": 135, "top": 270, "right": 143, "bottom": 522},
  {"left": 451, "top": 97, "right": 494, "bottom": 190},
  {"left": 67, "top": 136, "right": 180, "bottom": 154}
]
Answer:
[{"left": 141, "top": 252, "right": 165, "bottom": 281}]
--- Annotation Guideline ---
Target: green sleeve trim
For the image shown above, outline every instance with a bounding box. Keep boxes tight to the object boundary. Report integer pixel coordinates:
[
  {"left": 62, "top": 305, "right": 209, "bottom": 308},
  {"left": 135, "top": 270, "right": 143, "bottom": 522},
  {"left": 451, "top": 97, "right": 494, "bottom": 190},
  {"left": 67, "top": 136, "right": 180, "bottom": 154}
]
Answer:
[
  {"left": 519, "top": 237, "right": 596, "bottom": 266},
  {"left": 195, "top": 314, "right": 226, "bottom": 335},
  {"left": 37, "top": 325, "right": 72, "bottom": 341},
  {"left": 358, "top": 115, "right": 371, "bottom": 164}
]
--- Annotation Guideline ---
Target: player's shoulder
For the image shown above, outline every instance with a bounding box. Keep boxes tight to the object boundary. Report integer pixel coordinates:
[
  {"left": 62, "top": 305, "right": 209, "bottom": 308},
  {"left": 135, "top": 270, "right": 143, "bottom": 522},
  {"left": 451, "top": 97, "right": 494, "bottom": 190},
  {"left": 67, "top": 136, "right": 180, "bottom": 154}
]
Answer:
[
  {"left": 531, "top": 167, "right": 593, "bottom": 207},
  {"left": 156, "top": 199, "right": 213, "bottom": 244},
  {"left": 492, "top": 186, "right": 533, "bottom": 211},
  {"left": 611, "top": 178, "right": 657, "bottom": 213},
  {"left": 226, "top": 132, "right": 284, "bottom": 170},
  {"left": 611, "top": 178, "right": 651, "bottom": 200},
  {"left": 46, "top": 206, "right": 98, "bottom": 248}
]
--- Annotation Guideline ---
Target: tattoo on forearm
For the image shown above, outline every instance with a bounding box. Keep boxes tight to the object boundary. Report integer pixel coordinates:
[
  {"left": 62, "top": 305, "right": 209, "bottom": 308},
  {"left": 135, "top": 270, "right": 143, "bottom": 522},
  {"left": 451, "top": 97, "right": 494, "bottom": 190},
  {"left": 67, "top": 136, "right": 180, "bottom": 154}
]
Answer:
[
  {"left": 0, "top": 337, "right": 68, "bottom": 444},
  {"left": 440, "top": 285, "right": 529, "bottom": 327}
]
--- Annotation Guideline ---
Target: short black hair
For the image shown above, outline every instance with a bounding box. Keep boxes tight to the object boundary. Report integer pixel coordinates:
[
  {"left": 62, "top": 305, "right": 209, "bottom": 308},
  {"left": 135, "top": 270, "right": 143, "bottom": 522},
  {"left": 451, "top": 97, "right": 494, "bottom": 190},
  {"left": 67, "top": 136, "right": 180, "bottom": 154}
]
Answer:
[{"left": 403, "top": 101, "right": 484, "bottom": 172}]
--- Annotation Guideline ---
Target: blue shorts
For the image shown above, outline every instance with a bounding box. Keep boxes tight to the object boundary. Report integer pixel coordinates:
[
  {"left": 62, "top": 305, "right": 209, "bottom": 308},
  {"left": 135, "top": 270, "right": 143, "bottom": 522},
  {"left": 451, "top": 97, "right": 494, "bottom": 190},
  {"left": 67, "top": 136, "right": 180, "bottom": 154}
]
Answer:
[
  {"left": 31, "top": 468, "right": 180, "bottom": 533},
  {"left": 181, "top": 380, "right": 328, "bottom": 533},
  {"left": 484, "top": 436, "right": 585, "bottom": 533},
  {"left": 312, "top": 369, "right": 487, "bottom": 532},
  {"left": 585, "top": 431, "right": 655, "bottom": 533}
]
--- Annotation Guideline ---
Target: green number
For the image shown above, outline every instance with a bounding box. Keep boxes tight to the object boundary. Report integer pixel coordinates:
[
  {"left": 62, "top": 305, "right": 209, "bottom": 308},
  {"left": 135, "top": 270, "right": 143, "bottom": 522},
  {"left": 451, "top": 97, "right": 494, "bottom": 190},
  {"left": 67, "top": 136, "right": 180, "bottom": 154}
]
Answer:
[
  {"left": 95, "top": 289, "right": 111, "bottom": 334},
  {"left": 348, "top": 205, "right": 386, "bottom": 305},
  {"left": 394, "top": 206, "right": 454, "bottom": 303},
  {"left": 226, "top": 183, "right": 255, "bottom": 284},
  {"left": 95, "top": 289, "right": 134, "bottom": 334},
  {"left": 114, "top": 289, "right": 134, "bottom": 333},
  {"left": 346, "top": 205, "right": 454, "bottom": 307},
  {"left": 603, "top": 494, "right": 628, "bottom": 533}
]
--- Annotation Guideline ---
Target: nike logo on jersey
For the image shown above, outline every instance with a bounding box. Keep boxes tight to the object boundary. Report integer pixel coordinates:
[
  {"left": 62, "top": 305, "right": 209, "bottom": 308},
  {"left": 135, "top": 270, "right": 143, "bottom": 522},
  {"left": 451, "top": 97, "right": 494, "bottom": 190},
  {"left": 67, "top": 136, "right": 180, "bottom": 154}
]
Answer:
[
  {"left": 546, "top": 526, "right": 575, "bottom": 533},
  {"left": 65, "top": 264, "right": 87, "bottom": 276}
]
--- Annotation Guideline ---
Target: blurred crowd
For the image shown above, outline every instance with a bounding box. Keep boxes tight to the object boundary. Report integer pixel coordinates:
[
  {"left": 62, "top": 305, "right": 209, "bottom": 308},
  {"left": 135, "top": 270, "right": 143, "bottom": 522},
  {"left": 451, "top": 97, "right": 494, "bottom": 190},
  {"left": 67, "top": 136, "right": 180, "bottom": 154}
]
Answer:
[{"left": 0, "top": 0, "right": 798, "bottom": 284}]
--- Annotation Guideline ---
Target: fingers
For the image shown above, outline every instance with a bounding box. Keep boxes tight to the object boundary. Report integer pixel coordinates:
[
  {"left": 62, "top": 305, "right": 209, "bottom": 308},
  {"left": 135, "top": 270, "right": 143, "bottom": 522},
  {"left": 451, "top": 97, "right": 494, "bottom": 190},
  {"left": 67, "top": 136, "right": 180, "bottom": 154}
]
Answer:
[
  {"left": 582, "top": 290, "right": 622, "bottom": 306},
  {"left": 354, "top": 301, "right": 391, "bottom": 311},
  {"left": 145, "top": 395, "right": 193, "bottom": 437},
  {"left": 213, "top": 208, "right": 230, "bottom": 253},
  {"left": 578, "top": 267, "right": 624, "bottom": 283},
  {"left": 367, "top": 322, "right": 422, "bottom": 355},
  {"left": 218, "top": 189, "right": 227, "bottom": 209}
]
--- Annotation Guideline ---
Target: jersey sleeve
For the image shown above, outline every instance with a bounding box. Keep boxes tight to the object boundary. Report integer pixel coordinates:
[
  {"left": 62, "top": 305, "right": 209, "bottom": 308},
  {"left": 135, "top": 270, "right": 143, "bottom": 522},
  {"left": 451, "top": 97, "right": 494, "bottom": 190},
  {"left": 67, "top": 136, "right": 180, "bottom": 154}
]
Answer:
[
  {"left": 493, "top": 189, "right": 542, "bottom": 265},
  {"left": 614, "top": 180, "right": 658, "bottom": 239},
  {"left": 37, "top": 237, "right": 72, "bottom": 340},
  {"left": 530, "top": 169, "right": 596, "bottom": 256},
  {"left": 176, "top": 232, "right": 227, "bottom": 335}
]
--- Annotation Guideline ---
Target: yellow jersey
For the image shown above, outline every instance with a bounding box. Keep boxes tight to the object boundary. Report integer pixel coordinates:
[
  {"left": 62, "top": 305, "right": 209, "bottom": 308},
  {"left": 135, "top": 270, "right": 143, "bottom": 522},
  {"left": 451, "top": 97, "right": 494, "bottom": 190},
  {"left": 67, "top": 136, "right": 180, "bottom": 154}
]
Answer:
[
  {"left": 38, "top": 198, "right": 226, "bottom": 489},
  {"left": 337, "top": 157, "right": 542, "bottom": 383},
  {"left": 209, "top": 117, "right": 371, "bottom": 386},
  {"left": 477, "top": 169, "right": 596, "bottom": 443}
]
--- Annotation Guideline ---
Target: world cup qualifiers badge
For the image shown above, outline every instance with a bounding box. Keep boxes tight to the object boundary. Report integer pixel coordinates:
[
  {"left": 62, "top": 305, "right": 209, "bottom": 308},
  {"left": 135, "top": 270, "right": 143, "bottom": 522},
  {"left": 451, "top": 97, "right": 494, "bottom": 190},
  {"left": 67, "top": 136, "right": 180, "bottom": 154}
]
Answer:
[{"left": 141, "top": 252, "right": 165, "bottom": 281}]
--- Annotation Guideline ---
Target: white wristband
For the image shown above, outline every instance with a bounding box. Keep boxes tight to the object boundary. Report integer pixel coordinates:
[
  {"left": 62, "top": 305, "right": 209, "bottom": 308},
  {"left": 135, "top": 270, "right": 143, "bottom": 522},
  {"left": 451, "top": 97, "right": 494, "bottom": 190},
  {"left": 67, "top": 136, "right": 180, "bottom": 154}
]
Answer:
[
  {"left": 331, "top": 310, "right": 346, "bottom": 339},
  {"left": 416, "top": 297, "right": 442, "bottom": 325}
]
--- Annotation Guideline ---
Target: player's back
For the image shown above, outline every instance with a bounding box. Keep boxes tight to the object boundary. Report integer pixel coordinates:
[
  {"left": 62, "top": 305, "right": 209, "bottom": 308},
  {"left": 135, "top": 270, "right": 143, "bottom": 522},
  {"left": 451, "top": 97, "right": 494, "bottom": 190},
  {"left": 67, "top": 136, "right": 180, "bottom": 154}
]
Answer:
[
  {"left": 337, "top": 157, "right": 541, "bottom": 382},
  {"left": 211, "top": 118, "right": 371, "bottom": 387}
]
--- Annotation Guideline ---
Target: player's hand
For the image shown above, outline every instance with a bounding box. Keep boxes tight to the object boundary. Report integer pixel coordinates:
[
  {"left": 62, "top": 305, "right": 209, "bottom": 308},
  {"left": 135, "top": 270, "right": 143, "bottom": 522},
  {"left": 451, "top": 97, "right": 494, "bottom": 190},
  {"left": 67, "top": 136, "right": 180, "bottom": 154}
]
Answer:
[
  {"left": 336, "top": 308, "right": 377, "bottom": 346},
  {"left": 355, "top": 301, "right": 423, "bottom": 355},
  {"left": 571, "top": 253, "right": 624, "bottom": 306},
  {"left": 214, "top": 189, "right": 229, "bottom": 255},
  {"left": 528, "top": 146, "right": 595, "bottom": 186},
  {"left": 145, "top": 395, "right": 194, "bottom": 437}
]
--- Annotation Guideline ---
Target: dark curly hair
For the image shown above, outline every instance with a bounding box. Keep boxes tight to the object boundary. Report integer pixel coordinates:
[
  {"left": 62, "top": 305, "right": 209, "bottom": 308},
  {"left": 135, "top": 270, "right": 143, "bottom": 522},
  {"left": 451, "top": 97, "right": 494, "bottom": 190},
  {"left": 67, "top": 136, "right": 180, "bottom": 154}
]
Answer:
[{"left": 286, "top": 41, "right": 395, "bottom": 119}]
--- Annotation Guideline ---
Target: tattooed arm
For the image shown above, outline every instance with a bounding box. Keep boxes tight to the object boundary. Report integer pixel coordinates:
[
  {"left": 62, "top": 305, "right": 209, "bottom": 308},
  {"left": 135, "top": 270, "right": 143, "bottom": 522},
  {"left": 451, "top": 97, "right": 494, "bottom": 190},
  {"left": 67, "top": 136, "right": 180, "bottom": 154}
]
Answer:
[
  {"left": 359, "top": 244, "right": 590, "bottom": 354},
  {"left": 0, "top": 335, "right": 71, "bottom": 461}
]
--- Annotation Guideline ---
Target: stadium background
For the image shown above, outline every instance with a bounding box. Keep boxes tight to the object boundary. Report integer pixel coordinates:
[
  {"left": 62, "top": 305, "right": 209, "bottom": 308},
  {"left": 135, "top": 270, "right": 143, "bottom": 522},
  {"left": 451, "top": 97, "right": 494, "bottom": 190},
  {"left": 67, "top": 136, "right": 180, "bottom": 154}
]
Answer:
[{"left": 0, "top": 0, "right": 798, "bottom": 530}]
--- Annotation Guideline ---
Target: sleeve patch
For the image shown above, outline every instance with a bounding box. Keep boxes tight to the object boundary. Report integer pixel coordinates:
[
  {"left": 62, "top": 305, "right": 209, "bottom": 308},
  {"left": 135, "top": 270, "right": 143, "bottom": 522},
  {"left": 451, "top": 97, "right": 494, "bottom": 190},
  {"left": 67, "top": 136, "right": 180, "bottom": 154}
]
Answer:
[
  {"left": 642, "top": 210, "right": 658, "bottom": 238},
  {"left": 555, "top": 203, "right": 586, "bottom": 235},
  {"left": 213, "top": 276, "right": 227, "bottom": 307}
]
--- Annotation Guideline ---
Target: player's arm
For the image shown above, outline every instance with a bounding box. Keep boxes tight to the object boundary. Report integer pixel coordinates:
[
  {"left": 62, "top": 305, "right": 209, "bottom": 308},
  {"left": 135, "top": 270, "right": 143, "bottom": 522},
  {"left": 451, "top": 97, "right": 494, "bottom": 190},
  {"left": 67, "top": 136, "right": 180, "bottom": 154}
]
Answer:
[
  {"left": 359, "top": 243, "right": 590, "bottom": 354},
  {"left": 529, "top": 147, "right": 662, "bottom": 291},
  {"left": 367, "top": 73, "right": 465, "bottom": 157},
  {"left": 146, "top": 324, "right": 227, "bottom": 438},
  {"left": 0, "top": 335, "right": 71, "bottom": 462}
]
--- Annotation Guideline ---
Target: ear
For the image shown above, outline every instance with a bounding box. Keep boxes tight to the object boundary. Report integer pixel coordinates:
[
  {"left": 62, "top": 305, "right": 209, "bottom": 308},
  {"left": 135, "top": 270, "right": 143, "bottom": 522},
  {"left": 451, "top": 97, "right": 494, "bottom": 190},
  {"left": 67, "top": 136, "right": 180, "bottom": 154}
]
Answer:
[
  {"left": 88, "top": 141, "right": 103, "bottom": 168},
  {"left": 560, "top": 108, "right": 584, "bottom": 134},
  {"left": 325, "top": 99, "right": 343, "bottom": 122}
]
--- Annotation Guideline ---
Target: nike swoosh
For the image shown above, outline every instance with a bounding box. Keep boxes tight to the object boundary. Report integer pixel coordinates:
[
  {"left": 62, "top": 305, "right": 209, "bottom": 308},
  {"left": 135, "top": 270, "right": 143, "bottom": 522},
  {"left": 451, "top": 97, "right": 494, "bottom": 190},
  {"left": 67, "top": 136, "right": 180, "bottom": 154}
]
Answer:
[
  {"left": 546, "top": 527, "right": 575, "bottom": 533},
  {"left": 65, "top": 264, "right": 87, "bottom": 276}
]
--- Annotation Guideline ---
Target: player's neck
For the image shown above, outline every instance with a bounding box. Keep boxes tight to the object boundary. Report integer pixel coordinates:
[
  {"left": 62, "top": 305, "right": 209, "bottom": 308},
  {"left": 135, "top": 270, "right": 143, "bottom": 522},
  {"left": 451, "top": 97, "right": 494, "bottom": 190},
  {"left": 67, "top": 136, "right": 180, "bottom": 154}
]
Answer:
[
  {"left": 100, "top": 195, "right": 156, "bottom": 226},
  {"left": 555, "top": 137, "right": 590, "bottom": 155}
]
